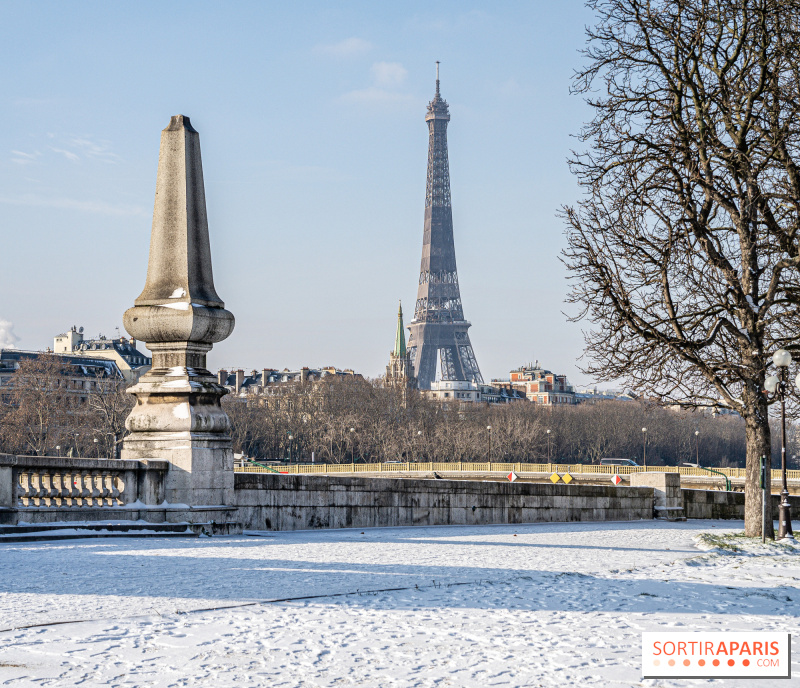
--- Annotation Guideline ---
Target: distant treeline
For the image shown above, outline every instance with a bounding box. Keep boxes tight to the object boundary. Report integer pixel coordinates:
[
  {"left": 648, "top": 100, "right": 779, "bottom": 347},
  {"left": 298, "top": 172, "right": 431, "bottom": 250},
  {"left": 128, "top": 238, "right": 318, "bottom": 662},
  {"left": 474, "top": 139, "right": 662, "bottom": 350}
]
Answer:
[
  {"left": 222, "top": 376, "right": 794, "bottom": 469},
  {"left": 2, "top": 360, "right": 796, "bottom": 469}
]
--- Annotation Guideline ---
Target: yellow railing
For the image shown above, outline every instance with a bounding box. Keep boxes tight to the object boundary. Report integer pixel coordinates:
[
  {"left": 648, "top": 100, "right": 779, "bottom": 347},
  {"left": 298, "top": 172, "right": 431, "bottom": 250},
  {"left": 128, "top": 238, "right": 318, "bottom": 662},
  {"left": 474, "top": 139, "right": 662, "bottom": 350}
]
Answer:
[{"left": 234, "top": 462, "right": 800, "bottom": 481}]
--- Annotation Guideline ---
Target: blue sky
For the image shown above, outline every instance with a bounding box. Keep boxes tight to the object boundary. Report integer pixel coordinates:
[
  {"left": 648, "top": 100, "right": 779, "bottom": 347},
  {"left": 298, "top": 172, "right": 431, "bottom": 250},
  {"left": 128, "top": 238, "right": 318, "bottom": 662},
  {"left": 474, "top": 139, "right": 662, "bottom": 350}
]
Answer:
[{"left": 0, "top": 1, "right": 602, "bottom": 386}]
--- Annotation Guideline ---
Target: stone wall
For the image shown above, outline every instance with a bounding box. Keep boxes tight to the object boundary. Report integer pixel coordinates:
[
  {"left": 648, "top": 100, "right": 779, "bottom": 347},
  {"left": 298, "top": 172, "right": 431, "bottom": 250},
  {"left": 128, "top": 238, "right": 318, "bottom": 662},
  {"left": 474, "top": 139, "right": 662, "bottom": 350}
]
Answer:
[
  {"left": 682, "top": 488, "right": 800, "bottom": 520},
  {"left": 233, "top": 473, "right": 654, "bottom": 531}
]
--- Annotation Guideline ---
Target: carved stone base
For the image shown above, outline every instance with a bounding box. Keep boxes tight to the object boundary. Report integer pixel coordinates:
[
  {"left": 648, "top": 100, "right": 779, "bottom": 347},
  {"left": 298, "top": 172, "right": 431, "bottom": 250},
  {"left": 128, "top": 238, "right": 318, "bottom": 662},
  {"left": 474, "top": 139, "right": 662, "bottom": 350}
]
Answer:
[
  {"left": 121, "top": 432, "right": 233, "bottom": 506},
  {"left": 122, "top": 366, "right": 234, "bottom": 507}
]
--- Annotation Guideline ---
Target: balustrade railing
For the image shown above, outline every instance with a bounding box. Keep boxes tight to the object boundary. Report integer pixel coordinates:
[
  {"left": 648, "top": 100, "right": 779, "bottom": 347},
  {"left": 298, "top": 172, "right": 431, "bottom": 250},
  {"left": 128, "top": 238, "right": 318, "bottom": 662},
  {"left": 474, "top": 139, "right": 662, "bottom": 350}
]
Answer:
[
  {"left": 15, "top": 468, "right": 125, "bottom": 507},
  {"left": 234, "top": 461, "right": 800, "bottom": 482},
  {"left": 0, "top": 455, "right": 169, "bottom": 510}
]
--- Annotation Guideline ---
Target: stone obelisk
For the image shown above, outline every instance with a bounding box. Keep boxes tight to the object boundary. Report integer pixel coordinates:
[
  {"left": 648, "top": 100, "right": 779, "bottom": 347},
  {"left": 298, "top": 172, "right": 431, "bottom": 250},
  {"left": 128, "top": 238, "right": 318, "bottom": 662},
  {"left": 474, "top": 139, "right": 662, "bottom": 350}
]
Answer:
[{"left": 121, "top": 115, "right": 235, "bottom": 508}]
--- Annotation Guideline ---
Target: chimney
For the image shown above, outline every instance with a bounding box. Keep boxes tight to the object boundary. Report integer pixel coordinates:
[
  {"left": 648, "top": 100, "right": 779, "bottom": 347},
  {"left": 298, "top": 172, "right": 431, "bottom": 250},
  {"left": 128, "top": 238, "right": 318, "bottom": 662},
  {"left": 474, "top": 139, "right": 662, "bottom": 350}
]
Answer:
[
  {"left": 301, "top": 367, "right": 309, "bottom": 383},
  {"left": 235, "top": 369, "right": 244, "bottom": 394},
  {"left": 218, "top": 369, "right": 228, "bottom": 386},
  {"left": 262, "top": 369, "right": 271, "bottom": 387}
]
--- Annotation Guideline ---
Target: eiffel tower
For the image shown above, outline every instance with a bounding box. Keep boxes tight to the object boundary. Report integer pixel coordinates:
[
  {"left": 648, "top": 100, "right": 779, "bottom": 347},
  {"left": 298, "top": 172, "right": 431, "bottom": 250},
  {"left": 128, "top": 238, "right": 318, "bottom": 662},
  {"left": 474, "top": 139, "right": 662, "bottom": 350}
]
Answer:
[{"left": 407, "top": 63, "right": 483, "bottom": 390}]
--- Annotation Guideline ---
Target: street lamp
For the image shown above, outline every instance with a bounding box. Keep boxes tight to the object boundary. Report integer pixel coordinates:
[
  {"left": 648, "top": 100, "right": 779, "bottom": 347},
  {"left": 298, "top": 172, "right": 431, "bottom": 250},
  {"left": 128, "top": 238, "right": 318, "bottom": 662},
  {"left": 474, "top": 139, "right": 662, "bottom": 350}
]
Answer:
[
  {"left": 694, "top": 430, "right": 699, "bottom": 466},
  {"left": 288, "top": 434, "right": 293, "bottom": 463},
  {"left": 546, "top": 429, "right": 551, "bottom": 462},
  {"left": 486, "top": 425, "right": 492, "bottom": 463},
  {"left": 417, "top": 430, "right": 422, "bottom": 462},
  {"left": 642, "top": 428, "right": 647, "bottom": 468},
  {"left": 764, "top": 348, "right": 795, "bottom": 540},
  {"left": 93, "top": 437, "right": 99, "bottom": 458}
]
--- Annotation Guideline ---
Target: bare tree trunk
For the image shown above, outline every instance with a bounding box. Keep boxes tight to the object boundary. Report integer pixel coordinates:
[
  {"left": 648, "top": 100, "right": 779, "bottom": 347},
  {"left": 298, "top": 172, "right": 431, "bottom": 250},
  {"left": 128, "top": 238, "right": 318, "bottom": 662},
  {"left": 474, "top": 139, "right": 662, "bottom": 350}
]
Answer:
[{"left": 745, "top": 395, "right": 774, "bottom": 538}]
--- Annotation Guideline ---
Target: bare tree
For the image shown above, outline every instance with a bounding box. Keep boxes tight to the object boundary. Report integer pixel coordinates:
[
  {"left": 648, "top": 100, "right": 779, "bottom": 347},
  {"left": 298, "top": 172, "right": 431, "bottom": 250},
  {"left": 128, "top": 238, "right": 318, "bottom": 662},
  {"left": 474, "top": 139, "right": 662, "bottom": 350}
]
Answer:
[
  {"left": 562, "top": 0, "right": 800, "bottom": 536},
  {"left": 85, "top": 371, "right": 134, "bottom": 459},
  {"left": 0, "top": 357, "right": 80, "bottom": 456}
]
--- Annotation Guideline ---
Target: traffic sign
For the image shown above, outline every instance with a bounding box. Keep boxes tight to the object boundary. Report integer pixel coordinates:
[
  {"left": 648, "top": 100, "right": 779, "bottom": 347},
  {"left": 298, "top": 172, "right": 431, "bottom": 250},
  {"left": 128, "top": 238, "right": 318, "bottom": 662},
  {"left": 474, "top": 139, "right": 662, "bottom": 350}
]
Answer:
[
  {"left": 612, "top": 474, "right": 622, "bottom": 485},
  {"left": 507, "top": 471, "right": 518, "bottom": 482}
]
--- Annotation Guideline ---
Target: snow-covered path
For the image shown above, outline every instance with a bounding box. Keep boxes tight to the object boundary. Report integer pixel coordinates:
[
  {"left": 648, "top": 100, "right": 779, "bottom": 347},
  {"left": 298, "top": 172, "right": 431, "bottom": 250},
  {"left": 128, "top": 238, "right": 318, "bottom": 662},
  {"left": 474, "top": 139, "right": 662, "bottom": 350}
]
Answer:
[{"left": 0, "top": 520, "right": 798, "bottom": 686}]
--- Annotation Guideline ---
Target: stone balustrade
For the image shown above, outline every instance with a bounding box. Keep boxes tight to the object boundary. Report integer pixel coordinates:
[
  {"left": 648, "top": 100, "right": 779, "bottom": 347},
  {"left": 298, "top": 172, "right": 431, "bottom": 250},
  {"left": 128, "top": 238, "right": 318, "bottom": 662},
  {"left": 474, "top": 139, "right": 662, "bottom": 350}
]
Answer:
[{"left": 0, "top": 454, "right": 168, "bottom": 510}]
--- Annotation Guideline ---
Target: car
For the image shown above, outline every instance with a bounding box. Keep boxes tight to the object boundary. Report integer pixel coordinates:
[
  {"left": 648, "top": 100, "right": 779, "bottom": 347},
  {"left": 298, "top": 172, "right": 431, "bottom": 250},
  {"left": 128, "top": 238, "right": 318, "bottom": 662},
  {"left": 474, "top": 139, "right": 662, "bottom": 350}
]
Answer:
[{"left": 599, "top": 458, "right": 640, "bottom": 467}]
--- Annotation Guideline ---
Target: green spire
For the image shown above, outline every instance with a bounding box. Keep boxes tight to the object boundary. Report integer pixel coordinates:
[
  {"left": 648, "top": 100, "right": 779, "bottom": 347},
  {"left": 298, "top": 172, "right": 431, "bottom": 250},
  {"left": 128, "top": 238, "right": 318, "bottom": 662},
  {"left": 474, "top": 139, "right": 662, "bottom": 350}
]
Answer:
[{"left": 393, "top": 301, "right": 407, "bottom": 357}]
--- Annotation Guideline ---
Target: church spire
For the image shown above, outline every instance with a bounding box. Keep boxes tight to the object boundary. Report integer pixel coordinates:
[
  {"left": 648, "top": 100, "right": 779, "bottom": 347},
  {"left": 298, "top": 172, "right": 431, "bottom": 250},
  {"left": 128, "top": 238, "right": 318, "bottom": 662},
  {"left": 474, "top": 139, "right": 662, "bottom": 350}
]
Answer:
[{"left": 394, "top": 301, "right": 406, "bottom": 357}]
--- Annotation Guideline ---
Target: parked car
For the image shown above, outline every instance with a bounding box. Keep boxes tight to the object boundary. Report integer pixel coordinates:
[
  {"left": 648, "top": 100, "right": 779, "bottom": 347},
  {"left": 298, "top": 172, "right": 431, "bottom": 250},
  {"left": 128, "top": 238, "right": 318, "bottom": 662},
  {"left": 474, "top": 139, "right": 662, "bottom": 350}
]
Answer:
[{"left": 599, "top": 458, "right": 639, "bottom": 467}]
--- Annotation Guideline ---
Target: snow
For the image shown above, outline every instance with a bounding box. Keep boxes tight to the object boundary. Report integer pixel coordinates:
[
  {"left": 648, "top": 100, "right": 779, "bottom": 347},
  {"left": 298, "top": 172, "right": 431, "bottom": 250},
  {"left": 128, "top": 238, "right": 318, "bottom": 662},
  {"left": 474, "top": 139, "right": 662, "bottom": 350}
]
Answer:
[
  {"left": 0, "top": 520, "right": 798, "bottom": 686},
  {"left": 165, "top": 366, "right": 202, "bottom": 377},
  {"left": 161, "top": 380, "right": 205, "bottom": 388},
  {"left": 168, "top": 288, "right": 186, "bottom": 299},
  {"left": 172, "top": 403, "right": 190, "bottom": 419}
]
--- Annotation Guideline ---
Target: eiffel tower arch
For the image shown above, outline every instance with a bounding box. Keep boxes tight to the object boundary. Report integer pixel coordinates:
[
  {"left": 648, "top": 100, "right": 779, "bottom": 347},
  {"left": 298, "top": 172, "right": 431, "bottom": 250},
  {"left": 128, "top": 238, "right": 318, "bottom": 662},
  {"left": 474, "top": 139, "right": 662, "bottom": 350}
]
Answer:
[{"left": 407, "top": 64, "right": 483, "bottom": 390}]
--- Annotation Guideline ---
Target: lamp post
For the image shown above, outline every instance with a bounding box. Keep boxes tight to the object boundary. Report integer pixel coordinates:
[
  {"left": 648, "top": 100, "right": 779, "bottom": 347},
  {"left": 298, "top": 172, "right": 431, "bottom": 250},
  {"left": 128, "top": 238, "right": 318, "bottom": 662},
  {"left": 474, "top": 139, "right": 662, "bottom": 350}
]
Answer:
[
  {"left": 486, "top": 425, "right": 492, "bottom": 463},
  {"left": 349, "top": 427, "right": 355, "bottom": 463},
  {"left": 764, "top": 348, "right": 795, "bottom": 540},
  {"left": 642, "top": 427, "right": 647, "bottom": 468},
  {"left": 93, "top": 437, "right": 99, "bottom": 458},
  {"left": 546, "top": 429, "right": 551, "bottom": 462},
  {"left": 417, "top": 430, "right": 422, "bottom": 462},
  {"left": 55, "top": 445, "right": 61, "bottom": 457},
  {"left": 288, "top": 434, "right": 293, "bottom": 463},
  {"left": 694, "top": 430, "right": 699, "bottom": 466}
]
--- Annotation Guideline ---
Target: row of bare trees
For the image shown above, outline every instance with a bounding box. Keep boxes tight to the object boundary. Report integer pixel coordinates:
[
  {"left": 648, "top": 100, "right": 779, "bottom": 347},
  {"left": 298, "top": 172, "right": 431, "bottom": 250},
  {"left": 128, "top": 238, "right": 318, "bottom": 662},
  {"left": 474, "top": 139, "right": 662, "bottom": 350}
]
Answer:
[
  {"left": 222, "top": 376, "right": 765, "bottom": 468},
  {"left": 6, "top": 357, "right": 800, "bottom": 470},
  {"left": 0, "top": 357, "right": 132, "bottom": 458}
]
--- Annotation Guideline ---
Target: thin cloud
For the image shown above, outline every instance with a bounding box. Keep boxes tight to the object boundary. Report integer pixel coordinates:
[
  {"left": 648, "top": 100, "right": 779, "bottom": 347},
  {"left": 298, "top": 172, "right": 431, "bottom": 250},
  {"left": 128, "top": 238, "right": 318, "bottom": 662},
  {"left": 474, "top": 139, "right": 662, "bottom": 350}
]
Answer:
[
  {"left": 315, "top": 37, "right": 373, "bottom": 58},
  {"left": 10, "top": 150, "right": 40, "bottom": 165},
  {"left": 69, "top": 136, "right": 121, "bottom": 163},
  {"left": 371, "top": 62, "right": 407, "bottom": 88},
  {"left": 497, "top": 78, "right": 522, "bottom": 96},
  {"left": 340, "top": 61, "right": 416, "bottom": 108},
  {"left": 340, "top": 88, "right": 415, "bottom": 106},
  {"left": 50, "top": 147, "right": 80, "bottom": 162},
  {"left": 0, "top": 193, "right": 148, "bottom": 217},
  {"left": 10, "top": 135, "right": 121, "bottom": 166}
]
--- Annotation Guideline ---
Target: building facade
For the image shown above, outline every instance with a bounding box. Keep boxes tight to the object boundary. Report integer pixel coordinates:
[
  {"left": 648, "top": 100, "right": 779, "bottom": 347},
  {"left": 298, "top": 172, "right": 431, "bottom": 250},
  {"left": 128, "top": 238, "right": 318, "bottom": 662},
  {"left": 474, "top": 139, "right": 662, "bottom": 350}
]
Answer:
[
  {"left": 54, "top": 326, "right": 151, "bottom": 382},
  {"left": 493, "top": 361, "right": 577, "bottom": 405},
  {"left": 0, "top": 348, "right": 124, "bottom": 403},
  {"left": 218, "top": 366, "right": 361, "bottom": 397}
]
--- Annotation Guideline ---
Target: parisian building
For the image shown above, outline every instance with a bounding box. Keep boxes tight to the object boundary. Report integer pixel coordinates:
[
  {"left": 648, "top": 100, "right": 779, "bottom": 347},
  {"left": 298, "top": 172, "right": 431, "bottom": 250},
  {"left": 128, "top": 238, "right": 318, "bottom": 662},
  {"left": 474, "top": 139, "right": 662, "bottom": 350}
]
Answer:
[
  {"left": 493, "top": 361, "right": 577, "bottom": 405},
  {"left": 53, "top": 325, "right": 151, "bottom": 382},
  {"left": 218, "top": 366, "right": 361, "bottom": 397}
]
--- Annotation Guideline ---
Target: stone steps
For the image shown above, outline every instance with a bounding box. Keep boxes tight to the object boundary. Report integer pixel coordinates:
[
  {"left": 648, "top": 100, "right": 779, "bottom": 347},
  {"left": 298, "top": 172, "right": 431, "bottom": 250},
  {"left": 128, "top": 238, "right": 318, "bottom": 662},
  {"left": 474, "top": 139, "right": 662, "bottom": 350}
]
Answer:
[{"left": 0, "top": 522, "right": 203, "bottom": 543}]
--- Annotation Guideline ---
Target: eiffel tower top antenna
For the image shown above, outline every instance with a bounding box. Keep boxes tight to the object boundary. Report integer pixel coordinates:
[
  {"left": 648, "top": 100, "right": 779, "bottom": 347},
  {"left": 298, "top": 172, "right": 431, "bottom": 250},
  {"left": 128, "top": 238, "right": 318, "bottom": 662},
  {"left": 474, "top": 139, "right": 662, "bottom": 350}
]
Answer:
[{"left": 436, "top": 61, "right": 440, "bottom": 96}]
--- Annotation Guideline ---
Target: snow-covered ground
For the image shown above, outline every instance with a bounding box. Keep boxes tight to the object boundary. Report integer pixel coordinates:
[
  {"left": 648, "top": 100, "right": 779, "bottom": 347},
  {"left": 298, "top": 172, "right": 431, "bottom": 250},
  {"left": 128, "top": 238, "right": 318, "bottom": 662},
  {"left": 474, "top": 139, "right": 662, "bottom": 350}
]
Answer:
[{"left": 0, "top": 520, "right": 798, "bottom": 687}]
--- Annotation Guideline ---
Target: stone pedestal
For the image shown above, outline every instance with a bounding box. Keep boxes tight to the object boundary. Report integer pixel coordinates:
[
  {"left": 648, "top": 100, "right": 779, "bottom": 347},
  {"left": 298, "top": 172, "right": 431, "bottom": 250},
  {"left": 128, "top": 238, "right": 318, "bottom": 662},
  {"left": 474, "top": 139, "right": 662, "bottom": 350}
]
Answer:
[
  {"left": 630, "top": 472, "right": 686, "bottom": 521},
  {"left": 121, "top": 115, "right": 235, "bottom": 509}
]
